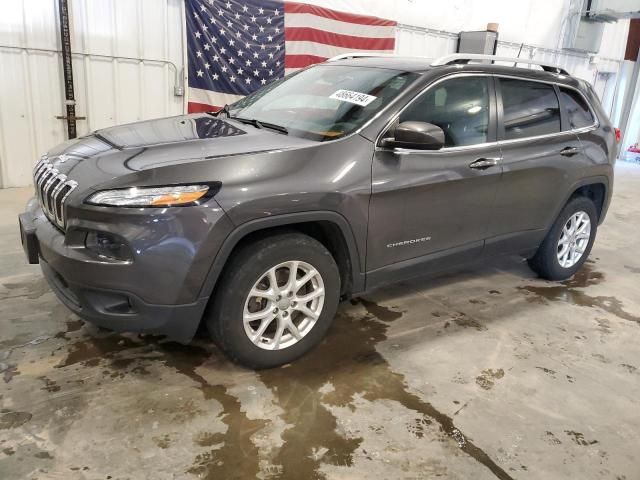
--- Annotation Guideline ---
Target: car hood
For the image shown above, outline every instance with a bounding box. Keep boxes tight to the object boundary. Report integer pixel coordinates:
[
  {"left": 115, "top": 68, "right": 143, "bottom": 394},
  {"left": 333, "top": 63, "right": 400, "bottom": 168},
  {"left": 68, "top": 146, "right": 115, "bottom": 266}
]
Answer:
[{"left": 45, "top": 113, "right": 316, "bottom": 187}]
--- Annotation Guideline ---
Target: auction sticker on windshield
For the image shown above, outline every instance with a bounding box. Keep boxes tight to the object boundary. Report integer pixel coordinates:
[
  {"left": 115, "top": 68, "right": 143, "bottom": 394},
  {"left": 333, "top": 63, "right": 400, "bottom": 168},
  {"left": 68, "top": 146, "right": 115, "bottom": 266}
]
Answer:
[{"left": 330, "top": 89, "right": 377, "bottom": 107}]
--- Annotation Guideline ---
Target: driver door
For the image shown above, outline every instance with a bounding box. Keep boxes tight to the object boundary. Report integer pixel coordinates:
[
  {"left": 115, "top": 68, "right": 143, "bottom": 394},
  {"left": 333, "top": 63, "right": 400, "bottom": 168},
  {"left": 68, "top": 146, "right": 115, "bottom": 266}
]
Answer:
[{"left": 367, "top": 75, "right": 503, "bottom": 281}]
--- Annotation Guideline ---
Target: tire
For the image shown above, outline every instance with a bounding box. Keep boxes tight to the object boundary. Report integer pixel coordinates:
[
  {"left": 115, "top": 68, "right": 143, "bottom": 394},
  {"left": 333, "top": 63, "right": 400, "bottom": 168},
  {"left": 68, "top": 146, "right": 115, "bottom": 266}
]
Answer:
[
  {"left": 528, "top": 196, "right": 598, "bottom": 281},
  {"left": 207, "top": 231, "right": 340, "bottom": 369}
]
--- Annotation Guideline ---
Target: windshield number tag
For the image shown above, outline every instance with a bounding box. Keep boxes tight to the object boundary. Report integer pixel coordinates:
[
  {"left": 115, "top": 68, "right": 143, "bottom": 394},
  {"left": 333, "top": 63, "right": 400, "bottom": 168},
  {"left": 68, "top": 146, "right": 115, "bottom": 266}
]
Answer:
[{"left": 330, "top": 89, "right": 377, "bottom": 107}]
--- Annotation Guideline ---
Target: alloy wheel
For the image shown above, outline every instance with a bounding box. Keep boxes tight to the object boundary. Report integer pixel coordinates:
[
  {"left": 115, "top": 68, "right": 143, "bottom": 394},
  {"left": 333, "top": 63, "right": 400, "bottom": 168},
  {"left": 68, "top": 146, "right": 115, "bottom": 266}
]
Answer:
[
  {"left": 243, "top": 260, "right": 325, "bottom": 350},
  {"left": 557, "top": 211, "right": 591, "bottom": 268}
]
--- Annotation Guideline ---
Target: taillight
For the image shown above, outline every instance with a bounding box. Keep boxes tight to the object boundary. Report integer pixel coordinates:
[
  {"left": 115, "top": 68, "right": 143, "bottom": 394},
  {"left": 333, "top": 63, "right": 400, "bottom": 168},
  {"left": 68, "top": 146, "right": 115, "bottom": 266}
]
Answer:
[{"left": 614, "top": 128, "right": 622, "bottom": 143}]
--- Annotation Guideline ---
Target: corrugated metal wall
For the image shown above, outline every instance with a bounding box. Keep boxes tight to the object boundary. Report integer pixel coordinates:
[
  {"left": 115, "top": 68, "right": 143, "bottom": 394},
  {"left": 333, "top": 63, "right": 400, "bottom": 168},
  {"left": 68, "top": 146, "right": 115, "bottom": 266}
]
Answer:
[{"left": 0, "top": 0, "right": 185, "bottom": 188}]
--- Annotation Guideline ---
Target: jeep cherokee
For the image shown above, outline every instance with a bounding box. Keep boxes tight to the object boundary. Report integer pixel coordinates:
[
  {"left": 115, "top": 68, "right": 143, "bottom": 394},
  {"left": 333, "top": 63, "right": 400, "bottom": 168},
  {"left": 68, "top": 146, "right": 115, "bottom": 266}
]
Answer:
[{"left": 19, "top": 54, "right": 616, "bottom": 368}]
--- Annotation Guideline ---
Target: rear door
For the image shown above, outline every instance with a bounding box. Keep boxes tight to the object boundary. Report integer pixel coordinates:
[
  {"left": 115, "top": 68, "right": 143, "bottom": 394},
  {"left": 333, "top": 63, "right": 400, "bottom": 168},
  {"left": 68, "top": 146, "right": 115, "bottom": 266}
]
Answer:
[
  {"left": 367, "top": 75, "right": 503, "bottom": 275},
  {"left": 485, "top": 77, "right": 583, "bottom": 255}
]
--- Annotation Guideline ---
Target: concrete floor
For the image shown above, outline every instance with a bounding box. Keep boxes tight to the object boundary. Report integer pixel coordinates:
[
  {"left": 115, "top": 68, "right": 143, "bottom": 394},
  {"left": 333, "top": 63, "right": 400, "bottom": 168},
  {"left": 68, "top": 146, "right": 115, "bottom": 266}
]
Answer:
[{"left": 1, "top": 163, "right": 639, "bottom": 480}]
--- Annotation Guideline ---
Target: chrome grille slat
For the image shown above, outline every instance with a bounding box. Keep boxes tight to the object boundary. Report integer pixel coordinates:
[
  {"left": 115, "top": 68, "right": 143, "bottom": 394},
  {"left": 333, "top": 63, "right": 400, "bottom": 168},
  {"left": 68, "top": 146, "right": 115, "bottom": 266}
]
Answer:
[{"left": 32, "top": 157, "right": 78, "bottom": 229}]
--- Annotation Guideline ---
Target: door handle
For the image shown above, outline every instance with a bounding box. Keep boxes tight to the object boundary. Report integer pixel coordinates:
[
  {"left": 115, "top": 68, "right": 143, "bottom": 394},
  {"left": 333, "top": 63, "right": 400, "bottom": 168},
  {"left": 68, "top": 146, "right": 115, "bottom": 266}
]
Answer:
[
  {"left": 560, "top": 146, "right": 579, "bottom": 157},
  {"left": 469, "top": 157, "right": 500, "bottom": 170}
]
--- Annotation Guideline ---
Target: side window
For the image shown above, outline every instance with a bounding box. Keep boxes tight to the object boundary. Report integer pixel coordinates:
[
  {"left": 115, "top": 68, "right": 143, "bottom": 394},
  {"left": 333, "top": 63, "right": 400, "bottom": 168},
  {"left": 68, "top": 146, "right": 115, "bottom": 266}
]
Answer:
[
  {"left": 559, "top": 87, "right": 595, "bottom": 129},
  {"left": 500, "top": 79, "right": 561, "bottom": 140},
  {"left": 399, "top": 77, "right": 490, "bottom": 147}
]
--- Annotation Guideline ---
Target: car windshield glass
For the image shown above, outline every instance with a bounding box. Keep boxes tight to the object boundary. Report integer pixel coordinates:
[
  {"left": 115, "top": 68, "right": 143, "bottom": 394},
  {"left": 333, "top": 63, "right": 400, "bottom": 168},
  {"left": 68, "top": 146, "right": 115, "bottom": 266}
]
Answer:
[{"left": 227, "top": 65, "right": 419, "bottom": 141}]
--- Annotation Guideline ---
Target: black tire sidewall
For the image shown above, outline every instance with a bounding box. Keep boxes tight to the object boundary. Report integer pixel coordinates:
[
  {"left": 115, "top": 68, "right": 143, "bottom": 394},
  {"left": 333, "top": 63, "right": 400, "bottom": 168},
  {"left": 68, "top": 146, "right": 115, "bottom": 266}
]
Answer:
[{"left": 209, "top": 234, "right": 340, "bottom": 368}]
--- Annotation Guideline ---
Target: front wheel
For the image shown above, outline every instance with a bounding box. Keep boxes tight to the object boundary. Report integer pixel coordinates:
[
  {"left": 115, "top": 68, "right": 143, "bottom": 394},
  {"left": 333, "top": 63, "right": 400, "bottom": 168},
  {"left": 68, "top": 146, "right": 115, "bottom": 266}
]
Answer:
[
  {"left": 528, "top": 196, "right": 598, "bottom": 281},
  {"left": 207, "top": 232, "right": 340, "bottom": 368}
]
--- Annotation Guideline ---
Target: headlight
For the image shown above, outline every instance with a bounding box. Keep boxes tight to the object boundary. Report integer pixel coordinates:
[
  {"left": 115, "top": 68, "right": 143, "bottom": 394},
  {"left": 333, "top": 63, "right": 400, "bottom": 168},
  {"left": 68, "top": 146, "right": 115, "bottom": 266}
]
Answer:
[{"left": 86, "top": 185, "right": 211, "bottom": 207}]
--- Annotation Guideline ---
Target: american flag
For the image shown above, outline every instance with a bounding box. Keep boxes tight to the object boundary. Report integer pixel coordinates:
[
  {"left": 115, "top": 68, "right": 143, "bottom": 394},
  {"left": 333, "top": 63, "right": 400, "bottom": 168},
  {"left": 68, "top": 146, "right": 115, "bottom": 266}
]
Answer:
[{"left": 186, "top": 0, "right": 397, "bottom": 112}]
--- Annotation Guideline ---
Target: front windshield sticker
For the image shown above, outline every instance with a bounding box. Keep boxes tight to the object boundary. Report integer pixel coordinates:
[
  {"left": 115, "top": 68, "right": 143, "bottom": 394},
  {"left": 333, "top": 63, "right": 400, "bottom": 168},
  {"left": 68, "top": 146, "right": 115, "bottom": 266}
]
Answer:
[{"left": 330, "top": 89, "right": 377, "bottom": 107}]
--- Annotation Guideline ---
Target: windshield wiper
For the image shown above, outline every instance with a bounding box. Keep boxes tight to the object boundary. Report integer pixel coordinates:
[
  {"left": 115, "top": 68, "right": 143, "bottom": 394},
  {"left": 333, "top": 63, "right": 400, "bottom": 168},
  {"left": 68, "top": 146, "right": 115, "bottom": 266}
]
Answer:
[
  {"left": 205, "top": 104, "right": 231, "bottom": 118},
  {"left": 230, "top": 116, "right": 288, "bottom": 135}
]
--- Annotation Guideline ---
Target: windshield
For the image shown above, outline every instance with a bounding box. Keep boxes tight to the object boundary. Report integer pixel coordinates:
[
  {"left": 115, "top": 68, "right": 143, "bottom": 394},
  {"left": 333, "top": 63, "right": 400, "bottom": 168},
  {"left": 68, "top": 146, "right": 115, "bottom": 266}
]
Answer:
[{"left": 227, "top": 65, "right": 419, "bottom": 141}]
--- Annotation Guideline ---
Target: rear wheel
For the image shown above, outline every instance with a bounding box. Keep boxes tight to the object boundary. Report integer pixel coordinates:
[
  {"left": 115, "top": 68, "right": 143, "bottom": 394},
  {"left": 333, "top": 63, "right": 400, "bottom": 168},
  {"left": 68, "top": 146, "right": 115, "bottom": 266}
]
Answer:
[
  {"left": 528, "top": 196, "right": 598, "bottom": 281},
  {"left": 207, "top": 232, "right": 340, "bottom": 368}
]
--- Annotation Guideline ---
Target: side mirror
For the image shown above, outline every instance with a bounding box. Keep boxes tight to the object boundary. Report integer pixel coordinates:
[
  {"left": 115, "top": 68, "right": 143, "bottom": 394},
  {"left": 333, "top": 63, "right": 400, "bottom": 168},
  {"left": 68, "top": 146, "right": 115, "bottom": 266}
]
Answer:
[{"left": 381, "top": 121, "right": 445, "bottom": 150}]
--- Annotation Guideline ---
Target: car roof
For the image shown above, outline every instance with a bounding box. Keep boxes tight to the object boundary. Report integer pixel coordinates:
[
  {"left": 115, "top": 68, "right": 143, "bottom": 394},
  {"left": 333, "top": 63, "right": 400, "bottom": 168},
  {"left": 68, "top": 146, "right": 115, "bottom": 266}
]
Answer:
[{"left": 324, "top": 56, "right": 581, "bottom": 88}]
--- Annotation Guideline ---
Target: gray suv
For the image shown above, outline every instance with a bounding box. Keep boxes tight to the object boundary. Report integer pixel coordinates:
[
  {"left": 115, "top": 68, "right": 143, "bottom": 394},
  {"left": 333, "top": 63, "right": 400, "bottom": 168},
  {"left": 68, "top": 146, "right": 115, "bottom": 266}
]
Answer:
[{"left": 19, "top": 54, "right": 616, "bottom": 368}]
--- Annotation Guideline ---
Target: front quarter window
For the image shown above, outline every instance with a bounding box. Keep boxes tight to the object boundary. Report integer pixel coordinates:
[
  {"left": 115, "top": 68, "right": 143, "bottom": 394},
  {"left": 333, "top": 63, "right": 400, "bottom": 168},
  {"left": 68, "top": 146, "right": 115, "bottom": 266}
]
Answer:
[{"left": 228, "top": 65, "right": 418, "bottom": 141}]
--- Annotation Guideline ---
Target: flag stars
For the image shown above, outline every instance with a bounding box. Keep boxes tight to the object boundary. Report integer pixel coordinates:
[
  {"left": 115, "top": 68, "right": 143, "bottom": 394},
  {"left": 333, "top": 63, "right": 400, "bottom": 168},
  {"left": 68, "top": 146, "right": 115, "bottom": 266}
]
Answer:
[
  {"left": 226, "top": 20, "right": 233, "bottom": 27},
  {"left": 221, "top": 65, "right": 228, "bottom": 72},
  {"left": 253, "top": 52, "right": 259, "bottom": 59},
  {"left": 261, "top": 61, "right": 267, "bottom": 67},
  {"left": 204, "top": 62, "right": 210, "bottom": 69},
  {"left": 229, "top": 39, "right": 235, "bottom": 46},
  {"left": 251, "top": 15, "right": 256, "bottom": 22},
  {"left": 258, "top": 7, "right": 264, "bottom": 14},
  {"left": 235, "top": 31, "right": 241, "bottom": 38},
  {"left": 203, "top": 44, "right": 211, "bottom": 51},
  {"left": 253, "top": 69, "right": 259, "bottom": 76},
  {"left": 200, "top": 4, "right": 206, "bottom": 12},
  {"left": 238, "top": 49, "right": 244, "bottom": 56},
  {"left": 197, "top": 69, "right": 204, "bottom": 77},
  {"left": 274, "top": 26, "right": 280, "bottom": 33},
  {"left": 274, "top": 8, "right": 279, "bottom": 15},
  {"left": 245, "top": 59, "right": 252, "bottom": 66},
  {"left": 268, "top": 69, "right": 273, "bottom": 75},
  {"left": 226, "top": 2, "right": 232, "bottom": 8},
  {"left": 261, "top": 78, "right": 267, "bottom": 84},
  {"left": 195, "top": 31, "right": 202, "bottom": 39},
  {"left": 259, "top": 25, "right": 265, "bottom": 32},
  {"left": 242, "top": 5, "right": 248, "bottom": 12},
  {"left": 243, "top": 24, "right": 249, "bottom": 30},
  {"left": 196, "top": 50, "right": 203, "bottom": 58},
  {"left": 266, "top": 17, "right": 272, "bottom": 24},
  {"left": 212, "top": 73, "right": 219, "bottom": 80},
  {"left": 260, "top": 43, "right": 266, "bottom": 50},
  {"left": 237, "top": 68, "right": 244, "bottom": 75},
  {"left": 268, "top": 52, "right": 274, "bottom": 59},
  {"left": 229, "top": 57, "right": 236, "bottom": 64},
  {"left": 245, "top": 77, "right": 251, "bottom": 84},
  {"left": 234, "top": 12, "right": 240, "bottom": 19},
  {"left": 252, "top": 34, "right": 258, "bottom": 41},
  {"left": 230, "top": 75, "right": 236, "bottom": 82},
  {"left": 218, "top": 8, "right": 224, "bottom": 16}
]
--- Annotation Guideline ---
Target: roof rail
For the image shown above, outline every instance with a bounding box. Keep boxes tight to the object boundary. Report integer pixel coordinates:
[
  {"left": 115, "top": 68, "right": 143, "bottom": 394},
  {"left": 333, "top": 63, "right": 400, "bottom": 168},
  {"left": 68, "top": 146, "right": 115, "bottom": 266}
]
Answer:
[
  {"left": 431, "top": 54, "right": 569, "bottom": 75},
  {"left": 327, "top": 52, "right": 401, "bottom": 61}
]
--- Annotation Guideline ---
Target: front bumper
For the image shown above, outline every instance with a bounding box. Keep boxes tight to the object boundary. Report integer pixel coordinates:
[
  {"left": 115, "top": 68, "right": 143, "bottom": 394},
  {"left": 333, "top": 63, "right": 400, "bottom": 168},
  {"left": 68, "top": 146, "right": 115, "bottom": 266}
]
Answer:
[{"left": 20, "top": 197, "right": 233, "bottom": 342}]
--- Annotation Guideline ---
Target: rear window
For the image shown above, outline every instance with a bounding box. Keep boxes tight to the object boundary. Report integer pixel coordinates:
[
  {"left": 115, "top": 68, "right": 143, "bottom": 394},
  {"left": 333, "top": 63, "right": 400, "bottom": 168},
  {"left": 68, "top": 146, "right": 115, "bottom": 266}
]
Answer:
[
  {"left": 500, "top": 79, "right": 561, "bottom": 140},
  {"left": 559, "top": 87, "right": 595, "bottom": 130}
]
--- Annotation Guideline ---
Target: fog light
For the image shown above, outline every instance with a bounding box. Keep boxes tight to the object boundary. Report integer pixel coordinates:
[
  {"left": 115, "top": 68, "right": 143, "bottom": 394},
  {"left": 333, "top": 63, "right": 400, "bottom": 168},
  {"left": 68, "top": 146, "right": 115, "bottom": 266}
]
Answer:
[{"left": 85, "top": 231, "right": 132, "bottom": 261}]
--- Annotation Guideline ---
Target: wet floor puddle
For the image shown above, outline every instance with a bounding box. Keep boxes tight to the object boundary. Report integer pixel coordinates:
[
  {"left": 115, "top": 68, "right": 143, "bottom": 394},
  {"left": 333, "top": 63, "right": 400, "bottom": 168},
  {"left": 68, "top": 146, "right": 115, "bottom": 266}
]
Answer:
[
  {"left": 518, "top": 263, "right": 640, "bottom": 326},
  {"left": 22, "top": 297, "right": 516, "bottom": 480}
]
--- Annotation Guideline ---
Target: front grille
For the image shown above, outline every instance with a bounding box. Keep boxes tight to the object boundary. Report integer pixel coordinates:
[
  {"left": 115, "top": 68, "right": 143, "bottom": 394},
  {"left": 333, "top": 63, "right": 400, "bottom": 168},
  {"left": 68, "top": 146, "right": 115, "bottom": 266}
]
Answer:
[{"left": 33, "top": 157, "right": 78, "bottom": 229}]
